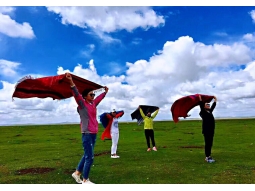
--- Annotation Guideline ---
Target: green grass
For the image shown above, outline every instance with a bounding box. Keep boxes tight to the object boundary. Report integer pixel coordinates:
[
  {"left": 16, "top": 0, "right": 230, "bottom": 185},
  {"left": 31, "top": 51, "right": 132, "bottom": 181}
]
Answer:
[{"left": 0, "top": 119, "right": 255, "bottom": 184}]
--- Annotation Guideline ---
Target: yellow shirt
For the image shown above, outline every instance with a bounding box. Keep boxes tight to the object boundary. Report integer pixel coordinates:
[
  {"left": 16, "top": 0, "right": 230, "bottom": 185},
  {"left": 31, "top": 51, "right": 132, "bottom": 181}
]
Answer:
[{"left": 139, "top": 108, "right": 159, "bottom": 129}]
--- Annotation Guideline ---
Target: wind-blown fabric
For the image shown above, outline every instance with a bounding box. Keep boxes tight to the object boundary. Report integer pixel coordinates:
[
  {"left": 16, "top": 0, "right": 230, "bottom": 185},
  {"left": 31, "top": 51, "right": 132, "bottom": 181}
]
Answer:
[
  {"left": 12, "top": 74, "right": 103, "bottom": 100},
  {"left": 171, "top": 94, "right": 215, "bottom": 123},
  {"left": 131, "top": 105, "right": 159, "bottom": 125},
  {"left": 100, "top": 110, "right": 124, "bottom": 140}
]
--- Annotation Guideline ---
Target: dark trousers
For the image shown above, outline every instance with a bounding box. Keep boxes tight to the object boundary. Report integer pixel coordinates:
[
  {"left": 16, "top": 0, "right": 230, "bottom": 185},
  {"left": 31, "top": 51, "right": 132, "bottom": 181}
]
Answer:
[
  {"left": 144, "top": 129, "right": 155, "bottom": 148},
  {"left": 203, "top": 133, "right": 214, "bottom": 157}
]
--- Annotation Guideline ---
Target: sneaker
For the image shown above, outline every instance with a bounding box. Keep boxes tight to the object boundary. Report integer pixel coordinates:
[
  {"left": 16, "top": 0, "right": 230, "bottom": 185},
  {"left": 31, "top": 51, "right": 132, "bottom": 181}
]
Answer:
[
  {"left": 111, "top": 155, "right": 118, "bottom": 158},
  {"left": 205, "top": 157, "right": 215, "bottom": 163},
  {"left": 152, "top": 146, "right": 157, "bottom": 151},
  {"left": 82, "top": 178, "right": 95, "bottom": 184},
  {"left": 72, "top": 172, "right": 82, "bottom": 184},
  {"left": 147, "top": 148, "right": 151, "bottom": 151}
]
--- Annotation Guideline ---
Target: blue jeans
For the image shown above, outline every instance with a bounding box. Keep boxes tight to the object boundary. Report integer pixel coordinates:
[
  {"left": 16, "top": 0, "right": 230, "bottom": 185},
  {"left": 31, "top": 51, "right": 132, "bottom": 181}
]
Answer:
[{"left": 77, "top": 133, "right": 97, "bottom": 179}]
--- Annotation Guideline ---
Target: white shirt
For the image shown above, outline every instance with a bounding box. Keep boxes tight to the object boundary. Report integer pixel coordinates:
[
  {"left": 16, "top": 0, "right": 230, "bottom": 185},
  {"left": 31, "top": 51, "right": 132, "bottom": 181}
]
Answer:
[{"left": 110, "top": 118, "right": 119, "bottom": 134}]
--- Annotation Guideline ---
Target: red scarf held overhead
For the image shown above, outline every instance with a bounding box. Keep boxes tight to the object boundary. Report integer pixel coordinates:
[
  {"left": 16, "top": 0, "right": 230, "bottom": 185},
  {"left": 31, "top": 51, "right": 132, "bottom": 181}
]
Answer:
[
  {"left": 12, "top": 74, "right": 103, "bottom": 100},
  {"left": 171, "top": 94, "right": 215, "bottom": 123}
]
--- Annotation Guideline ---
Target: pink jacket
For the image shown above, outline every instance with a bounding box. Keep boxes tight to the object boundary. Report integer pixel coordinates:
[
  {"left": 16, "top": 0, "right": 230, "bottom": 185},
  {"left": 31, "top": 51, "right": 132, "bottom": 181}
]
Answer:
[{"left": 71, "top": 86, "right": 106, "bottom": 134}]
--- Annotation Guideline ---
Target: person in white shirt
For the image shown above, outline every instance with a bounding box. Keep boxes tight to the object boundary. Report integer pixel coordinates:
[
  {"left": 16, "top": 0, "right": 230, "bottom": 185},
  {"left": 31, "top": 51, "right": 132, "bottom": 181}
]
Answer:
[{"left": 101, "top": 109, "right": 124, "bottom": 158}]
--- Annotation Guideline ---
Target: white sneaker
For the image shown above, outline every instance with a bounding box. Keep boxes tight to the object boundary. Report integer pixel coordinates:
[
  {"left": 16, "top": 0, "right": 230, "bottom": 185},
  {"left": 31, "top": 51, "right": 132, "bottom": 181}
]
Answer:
[
  {"left": 72, "top": 172, "right": 82, "bottom": 184},
  {"left": 205, "top": 157, "right": 215, "bottom": 163},
  {"left": 152, "top": 146, "right": 157, "bottom": 151},
  {"left": 82, "top": 179, "right": 95, "bottom": 184},
  {"left": 111, "top": 155, "right": 120, "bottom": 158}
]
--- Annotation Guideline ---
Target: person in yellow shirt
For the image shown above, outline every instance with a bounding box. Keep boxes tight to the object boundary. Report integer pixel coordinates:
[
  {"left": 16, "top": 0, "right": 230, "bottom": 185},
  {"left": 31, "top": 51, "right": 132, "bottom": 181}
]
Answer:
[{"left": 139, "top": 106, "right": 159, "bottom": 151}]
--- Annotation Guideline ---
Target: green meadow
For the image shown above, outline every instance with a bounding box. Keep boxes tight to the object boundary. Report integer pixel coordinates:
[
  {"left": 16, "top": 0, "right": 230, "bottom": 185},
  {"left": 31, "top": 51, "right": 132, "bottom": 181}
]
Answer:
[{"left": 0, "top": 118, "right": 254, "bottom": 184}]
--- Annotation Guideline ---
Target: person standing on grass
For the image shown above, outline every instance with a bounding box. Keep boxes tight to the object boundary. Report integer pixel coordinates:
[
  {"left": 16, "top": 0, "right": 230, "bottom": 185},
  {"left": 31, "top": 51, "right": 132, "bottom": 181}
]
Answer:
[
  {"left": 101, "top": 109, "right": 124, "bottom": 158},
  {"left": 198, "top": 94, "right": 217, "bottom": 163},
  {"left": 139, "top": 106, "right": 159, "bottom": 151},
  {"left": 65, "top": 72, "right": 108, "bottom": 184}
]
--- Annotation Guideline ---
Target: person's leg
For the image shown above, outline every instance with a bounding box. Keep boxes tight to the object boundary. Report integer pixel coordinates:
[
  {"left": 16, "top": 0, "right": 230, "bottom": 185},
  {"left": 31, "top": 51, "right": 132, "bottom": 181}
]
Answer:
[
  {"left": 115, "top": 133, "right": 119, "bottom": 156},
  {"left": 144, "top": 129, "right": 151, "bottom": 150},
  {"left": 204, "top": 134, "right": 210, "bottom": 158},
  {"left": 204, "top": 133, "right": 214, "bottom": 162},
  {"left": 208, "top": 134, "right": 214, "bottom": 157},
  {"left": 82, "top": 134, "right": 95, "bottom": 181},
  {"left": 111, "top": 133, "right": 119, "bottom": 157},
  {"left": 150, "top": 130, "right": 157, "bottom": 151},
  {"left": 91, "top": 133, "right": 97, "bottom": 153},
  {"left": 72, "top": 134, "right": 86, "bottom": 183},
  {"left": 150, "top": 130, "right": 156, "bottom": 147},
  {"left": 111, "top": 133, "right": 118, "bottom": 155}
]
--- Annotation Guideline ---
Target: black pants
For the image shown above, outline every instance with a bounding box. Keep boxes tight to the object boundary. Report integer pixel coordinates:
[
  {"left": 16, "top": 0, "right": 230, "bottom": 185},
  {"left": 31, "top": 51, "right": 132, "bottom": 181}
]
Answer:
[
  {"left": 203, "top": 133, "right": 214, "bottom": 157},
  {"left": 145, "top": 129, "right": 155, "bottom": 148}
]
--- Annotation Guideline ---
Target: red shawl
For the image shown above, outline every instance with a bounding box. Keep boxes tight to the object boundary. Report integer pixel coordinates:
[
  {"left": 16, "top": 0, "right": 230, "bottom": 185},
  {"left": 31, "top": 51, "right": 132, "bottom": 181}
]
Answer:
[
  {"left": 12, "top": 74, "right": 103, "bottom": 100},
  {"left": 101, "top": 111, "right": 124, "bottom": 141},
  {"left": 171, "top": 94, "right": 215, "bottom": 123}
]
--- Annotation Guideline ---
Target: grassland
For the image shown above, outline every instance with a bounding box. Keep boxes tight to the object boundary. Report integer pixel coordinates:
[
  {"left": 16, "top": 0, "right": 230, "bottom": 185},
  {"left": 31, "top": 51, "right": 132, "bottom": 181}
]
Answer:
[{"left": 0, "top": 118, "right": 255, "bottom": 184}]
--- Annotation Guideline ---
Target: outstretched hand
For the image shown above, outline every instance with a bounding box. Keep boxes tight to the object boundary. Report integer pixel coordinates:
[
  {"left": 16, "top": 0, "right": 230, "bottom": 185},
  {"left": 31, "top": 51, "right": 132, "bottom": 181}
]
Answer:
[
  {"left": 198, "top": 94, "right": 202, "bottom": 101},
  {"left": 65, "top": 72, "right": 72, "bottom": 81},
  {"left": 65, "top": 72, "right": 75, "bottom": 86},
  {"left": 104, "top": 86, "right": 109, "bottom": 93}
]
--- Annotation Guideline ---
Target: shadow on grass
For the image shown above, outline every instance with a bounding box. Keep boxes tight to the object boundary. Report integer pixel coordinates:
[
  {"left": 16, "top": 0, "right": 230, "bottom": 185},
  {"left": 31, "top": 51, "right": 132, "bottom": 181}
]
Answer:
[
  {"left": 15, "top": 167, "right": 55, "bottom": 175},
  {"left": 15, "top": 150, "right": 111, "bottom": 175}
]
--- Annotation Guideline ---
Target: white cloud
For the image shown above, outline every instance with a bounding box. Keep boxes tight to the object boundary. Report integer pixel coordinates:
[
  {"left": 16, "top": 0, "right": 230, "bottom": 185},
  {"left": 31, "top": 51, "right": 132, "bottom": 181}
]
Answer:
[
  {"left": 0, "top": 59, "right": 20, "bottom": 77},
  {"left": 46, "top": 6, "right": 165, "bottom": 41},
  {"left": 0, "top": 9, "right": 35, "bottom": 39},
  {"left": 80, "top": 44, "right": 95, "bottom": 58},
  {"left": 244, "top": 61, "right": 255, "bottom": 79},
  {"left": 0, "top": 6, "right": 15, "bottom": 14},
  {"left": 249, "top": 10, "right": 255, "bottom": 23},
  {"left": 243, "top": 33, "right": 255, "bottom": 43},
  {"left": 1, "top": 35, "right": 255, "bottom": 125}
]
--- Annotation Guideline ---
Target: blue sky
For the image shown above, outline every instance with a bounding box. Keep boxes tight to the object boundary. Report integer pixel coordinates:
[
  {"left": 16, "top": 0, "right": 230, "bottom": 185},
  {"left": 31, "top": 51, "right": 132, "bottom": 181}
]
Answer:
[{"left": 1, "top": 2, "right": 255, "bottom": 125}]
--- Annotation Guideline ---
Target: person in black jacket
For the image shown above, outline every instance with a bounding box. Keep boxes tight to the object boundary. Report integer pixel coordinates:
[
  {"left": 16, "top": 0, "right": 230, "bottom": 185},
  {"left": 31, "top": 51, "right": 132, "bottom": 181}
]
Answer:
[{"left": 198, "top": 94, "right": 217, "bottom": 163}]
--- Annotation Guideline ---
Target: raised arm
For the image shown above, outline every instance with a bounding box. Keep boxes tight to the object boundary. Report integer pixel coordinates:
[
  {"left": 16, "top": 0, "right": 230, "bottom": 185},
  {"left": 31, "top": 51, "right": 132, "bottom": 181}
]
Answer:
[
  {"left": 151, "top": 108, "right": 159, "bottom": 119},
  {"left": 210, "top": 96, "right": 217, "bottom": 112},
  {"left": 65, "top": 72, "right": 85, "bottom": 109},
  {"left": 116, "top": 110, "right": 124, "bottom": 118},
  {"left": 94, "top": 86, "right": 108, "bottom": 106},
  {"left": 106, "top": 113, "right": 112, "bottom": 119},
  {"left": 139, "top": 106, "right": 146, "bottom": 119},
  {"left": 198, "top": 94, "right": 204, "bottom": 110}
]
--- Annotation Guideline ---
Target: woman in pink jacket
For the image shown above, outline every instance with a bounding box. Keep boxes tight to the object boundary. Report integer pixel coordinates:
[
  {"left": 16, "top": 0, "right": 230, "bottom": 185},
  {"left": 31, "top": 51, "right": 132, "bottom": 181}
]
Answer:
[{"left": 66, "top": 72, "right": 108, "bottom": 184}]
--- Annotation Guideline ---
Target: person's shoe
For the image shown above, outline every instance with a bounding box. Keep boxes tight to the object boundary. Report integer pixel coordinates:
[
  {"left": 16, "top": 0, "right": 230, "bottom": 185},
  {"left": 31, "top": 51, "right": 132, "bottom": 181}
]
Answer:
[
  {"left": 147, "top": 148, "right": 151, "bottom": 151},
  {"left": 111, "top": 155, "right": 118, "bottom": 158},
  {"left": 205, "top": 157, "right": 215, "bottom": 163},
  {"left": 115, "top": 155, "right": 120, "bottom": 158},
  {"left": 82, "top": 178, "right": 95, "bottom": 184},
  {"left": 72, "top": 172, "right": 82, "bottom": 184},
  {"left": 208, "top": 157, "right": 215, "bottom": 163},
  {"left": 152, "top": 146, "right": 157, "bottom": 151}
]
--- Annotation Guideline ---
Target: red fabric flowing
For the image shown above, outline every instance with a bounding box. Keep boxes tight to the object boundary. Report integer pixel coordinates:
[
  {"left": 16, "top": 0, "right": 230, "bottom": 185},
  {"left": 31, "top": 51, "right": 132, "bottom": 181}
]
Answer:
[
  {"left": 101, "top": 111, "right": 124, "bottom": 141},
  {"left": 12, "top": 74, "right": 103, "bottom": 100},
  {"left": 171, "top": 94, "right": 214, "bottom": 123}
]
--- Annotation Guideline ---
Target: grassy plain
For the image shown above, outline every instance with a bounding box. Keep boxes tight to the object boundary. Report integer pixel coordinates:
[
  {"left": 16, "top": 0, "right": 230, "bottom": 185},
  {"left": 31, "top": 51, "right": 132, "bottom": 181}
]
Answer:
[{"left": 0, "top": 118, "right": 254, "bottom": 184}]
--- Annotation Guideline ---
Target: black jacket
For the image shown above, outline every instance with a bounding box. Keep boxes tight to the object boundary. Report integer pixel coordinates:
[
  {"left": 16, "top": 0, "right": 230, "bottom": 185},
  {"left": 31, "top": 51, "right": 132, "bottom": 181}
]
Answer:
[{"left": 199, "top": 101, "right": 216, "bottom": 134}]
